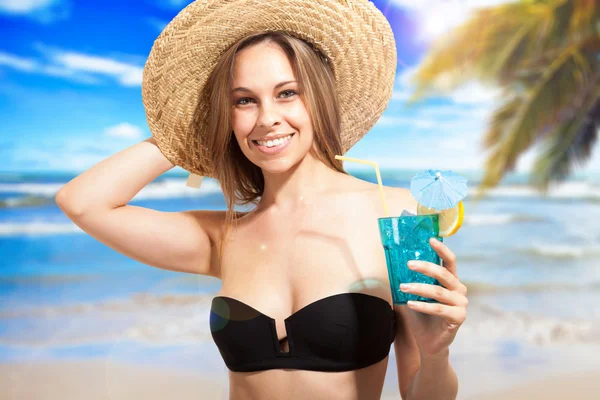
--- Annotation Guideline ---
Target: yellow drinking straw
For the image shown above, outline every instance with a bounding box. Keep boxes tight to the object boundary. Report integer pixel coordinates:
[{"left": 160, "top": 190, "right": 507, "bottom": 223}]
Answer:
[{"left": 335, "top": 155, "right": 389, "bottom": 217}]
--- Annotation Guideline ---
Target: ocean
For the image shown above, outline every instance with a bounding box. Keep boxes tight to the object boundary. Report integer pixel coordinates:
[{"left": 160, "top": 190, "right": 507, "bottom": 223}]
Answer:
[{"left": 1, "top": 169, "right": 600, "bottom": 383}]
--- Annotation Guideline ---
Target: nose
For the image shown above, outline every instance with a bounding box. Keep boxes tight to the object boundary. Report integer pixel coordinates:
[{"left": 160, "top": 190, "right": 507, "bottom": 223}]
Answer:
[{"left": 257, "top": 100, "right": 282, "bottom": 128}]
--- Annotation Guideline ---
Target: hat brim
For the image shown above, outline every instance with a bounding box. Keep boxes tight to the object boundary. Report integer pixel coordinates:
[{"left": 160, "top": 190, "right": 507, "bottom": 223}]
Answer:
[{"left": 142, "top": 0, "right": 397, "bottom": 178}]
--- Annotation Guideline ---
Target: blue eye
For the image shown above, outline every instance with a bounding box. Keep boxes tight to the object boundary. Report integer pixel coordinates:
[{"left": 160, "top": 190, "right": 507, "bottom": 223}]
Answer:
[
  {"left": 235, "top": 90, "right": 297, "bottom": 105},
  {"left": 280, "top": 89, "right": 297, "bottom": 98},
  {"left": 236, "top": 98, "right": 252, "bottom": 106}
]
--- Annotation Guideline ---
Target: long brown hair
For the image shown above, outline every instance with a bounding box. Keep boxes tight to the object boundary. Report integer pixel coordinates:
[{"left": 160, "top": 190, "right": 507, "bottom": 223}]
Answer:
[{"left": 195, "top": 31, "right": 347, "bottom": 261}]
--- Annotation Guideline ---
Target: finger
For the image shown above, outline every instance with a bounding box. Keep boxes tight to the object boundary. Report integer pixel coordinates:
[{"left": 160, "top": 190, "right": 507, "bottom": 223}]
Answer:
[
  {"left": 407, "top": 260, "right": 464, "bottom": 293},
  {"left": 429, "top": 238, "right": 457, "bottom": 277},
  {"left": 400, "top": 283, "right": 467, "bottom": 307},
  {"left": 407, "top": 300, "right": 467, "bottom": 325}
]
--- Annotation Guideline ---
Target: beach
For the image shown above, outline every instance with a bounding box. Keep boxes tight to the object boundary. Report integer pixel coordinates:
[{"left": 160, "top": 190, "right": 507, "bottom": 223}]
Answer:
[
  {"left": 464, "top": 371, "right": 600, "bottom": 400},
  {"left": 2, "top": 358, "right": 599, "bottom": 399},
  {"left": 2, "top": 172, "right": 600, "bottom": 399},
  {"left": 0, "top": 360, "right": 225, "bottom": 400}
]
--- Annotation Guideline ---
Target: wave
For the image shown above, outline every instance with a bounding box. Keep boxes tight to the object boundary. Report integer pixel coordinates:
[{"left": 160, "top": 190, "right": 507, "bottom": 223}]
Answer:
[
  {"left": 0, "top": 195, "right": 55, "bottom": 208},
  {"left": 465, "top": 281, "right": 600, "bottom": 295},
  {"left": 3, "top": 176, "right": 600, "bottom": 209},
  {"left": 0, "top": 275, "right": 102, "bottom": 285},
  {"left": 0, "top": 178, "right": 224, "bottom": 208},
  {"left": 1, "top": 293, "right": 599, "bottom": 349},
  {"left": 0, "top": 182, "right": 65, "bottom": 197},
  {"left": 0, "top": 293, "right": 215, "bottom": 347},
  {"left": 465, "top": 213, "right": 547, "bottom": 226},
  {"left": 457, "top": 303, "right": 600, "bottom": 347},
  {"left": 468, "top": 181, "right": 600, "bottom": 202},
  {"left": 0, "top": 293, "right": 212, "bottom": 318},
  {"left": 518, "top": 242, "right": 600, "bottom": 260},
  {"left": 0, "top": 213, "right": 550, "bottom": 238},
  {"left": 0, "top": 222, "right": 83, "bottom": 236}
]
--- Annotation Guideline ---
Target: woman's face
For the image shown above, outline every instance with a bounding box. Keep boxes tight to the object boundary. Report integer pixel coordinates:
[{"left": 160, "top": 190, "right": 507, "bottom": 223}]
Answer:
[{"left": 231, "top": 41, "right": 314, "bottom": 174}]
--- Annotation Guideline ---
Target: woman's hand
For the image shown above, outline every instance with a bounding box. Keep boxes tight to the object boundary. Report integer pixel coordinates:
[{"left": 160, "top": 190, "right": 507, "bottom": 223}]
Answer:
[{"left": 399, "top": 237, "right": 468, "bottom": 358}]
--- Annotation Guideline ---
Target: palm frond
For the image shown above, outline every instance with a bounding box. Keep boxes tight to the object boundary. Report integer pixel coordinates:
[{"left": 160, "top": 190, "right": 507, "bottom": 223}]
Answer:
[
  {"left": 529, "top": 87, "right": 600, "bottom": 192},
  {"left": 482, "top": 96, "right": 523, "bottom": 149},
  {"left": 479, "top": 44, "right": 592, "bottom": 190},
  {"left": 410, "top": 0, "right": 600, "bottom": 101},
  {"left": 568, "top": 0, "right": 599, "bottom": 39}
]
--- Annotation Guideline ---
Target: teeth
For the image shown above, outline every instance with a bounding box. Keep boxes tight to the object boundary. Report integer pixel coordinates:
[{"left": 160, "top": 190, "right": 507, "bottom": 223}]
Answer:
[{"left": 257, "top": 134, "right": 292, "bottom": 148}]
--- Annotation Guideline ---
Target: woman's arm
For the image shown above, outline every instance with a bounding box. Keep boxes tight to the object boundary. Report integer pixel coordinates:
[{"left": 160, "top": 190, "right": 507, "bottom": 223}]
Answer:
[
  {"left": 405, "top": 347, "right": 458, "bottom": 400},
  {"left": 393, "top": 307, "right": 458, "bottom": 400},
  {"left": 55, "top": 137, "right": 223, "bottom": 277},
  {"left": 55, "top": 136, "right": 174, "bottom": 213},
  {"left": 385, "top": 187, "right": 461, "bottom": 400}
]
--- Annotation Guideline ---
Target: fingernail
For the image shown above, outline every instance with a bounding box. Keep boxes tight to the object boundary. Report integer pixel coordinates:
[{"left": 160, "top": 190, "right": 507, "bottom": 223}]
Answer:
[
  {"left": 431, "top": 238, "right": 440, "bottom": 244},
  {"left": 400, "top": 284, "right": 412, "bottom": 292},
  {"left": 407, "top": 261, "right": 418, "bottom": 269}
]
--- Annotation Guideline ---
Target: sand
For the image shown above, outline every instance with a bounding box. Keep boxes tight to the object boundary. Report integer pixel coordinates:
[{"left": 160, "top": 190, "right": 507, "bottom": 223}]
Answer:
[
  {"left": 2, "top": 359, "right": 599, "bottom": 400},
  {"left": 0, "top": 360, "right": 226, "bottom": 400},
  {"left": 464, "top": 371, "right": 600, "bottom": 400}
]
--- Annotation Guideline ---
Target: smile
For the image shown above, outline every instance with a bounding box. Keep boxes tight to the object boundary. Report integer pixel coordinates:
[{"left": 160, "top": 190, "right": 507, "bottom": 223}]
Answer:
[
  {"left": 252, "top": 133, "right": 294, "bottom": 155},
  {"left": 253, "top": 133, "right": 294, "bottom": 148}
]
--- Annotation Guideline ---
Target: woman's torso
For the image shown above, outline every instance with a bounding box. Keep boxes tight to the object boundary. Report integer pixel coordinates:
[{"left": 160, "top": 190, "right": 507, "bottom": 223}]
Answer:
[{"left": 215, "top": 176, "right": 413, "bottom": 400}]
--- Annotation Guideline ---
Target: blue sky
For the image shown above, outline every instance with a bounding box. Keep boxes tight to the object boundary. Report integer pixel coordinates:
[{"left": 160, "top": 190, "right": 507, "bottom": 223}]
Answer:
[{"left": 1, "top": 0, "right": 599, "bottom": 175}]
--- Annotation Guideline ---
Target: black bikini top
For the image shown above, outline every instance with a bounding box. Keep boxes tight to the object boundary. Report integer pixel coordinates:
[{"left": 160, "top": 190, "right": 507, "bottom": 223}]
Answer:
[{"left": 209, "top": 292, "right": 396, "bottom": 372}]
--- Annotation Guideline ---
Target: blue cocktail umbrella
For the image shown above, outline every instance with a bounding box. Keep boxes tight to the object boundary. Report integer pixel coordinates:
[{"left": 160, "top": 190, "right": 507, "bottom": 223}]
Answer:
[{"left": 410, "top": 170, "right": 468, "bottom": 210}]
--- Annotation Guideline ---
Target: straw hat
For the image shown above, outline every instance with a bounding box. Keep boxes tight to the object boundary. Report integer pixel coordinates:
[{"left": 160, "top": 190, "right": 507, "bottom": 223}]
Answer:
[{"left": 142, "top": 0, "right": 397, "bottom": 188}]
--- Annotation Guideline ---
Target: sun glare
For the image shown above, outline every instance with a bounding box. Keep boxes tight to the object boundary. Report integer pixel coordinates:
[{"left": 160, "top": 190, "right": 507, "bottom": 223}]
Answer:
[{"left": 395, "top": 0, "right": 515, "bottom": 43}]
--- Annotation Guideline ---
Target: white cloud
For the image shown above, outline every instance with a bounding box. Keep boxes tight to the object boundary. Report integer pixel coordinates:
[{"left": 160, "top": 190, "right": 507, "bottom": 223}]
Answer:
[
  {"left": 448, "top": 82, "right": 503, "bottom": 105},
  {"left": 9, "top": 136, "right": 128, "bottom": 172},
  {"left": 0, "top": 0, "right": 69, "bottom": 23},
  {"left": 0, "top": 45, "right": 143, "bottom": 87},
  {"left": 396, "top": 65, "right": 418, "bottom": 88},
  {"left": 153, "top": 0, "right": 193, "bottom": 9},
  {"left": 0, "top": 52, "right": 37, "bottom": 71},
  {"left": 12, "top": 147, "right": 99, "bottom": 172},
  {"left": 104, "top": 123, "right": 145, "bottom": 139},
  {"left": 394, "top": 64, "right": 501, "bottom": 107},
  {"left": 391, "top": 90, "right": 410, "bottom": 101},
  {"left": 368, "top": 103, "right": 577, "bottom": 174},
  {"left": 146, "top": 17, "right": 169, "bottom": 32},
  {"left": 40, "top": 64, "right": 100, "bottom": 84},
  {"left": 42, "top": 46, "right": 143, "bottom": 86},
  {"left": 0, "top": 0, "right": 53, "bottom": 13},
  {"left": 418, "top": 105, "right": 493, "bottom": 120},
  {"left": 377, "top": 115, "right": 437, "bottom": 129},
  {"left": 8, "top": 133, "right": 149, "bottom": 172},
  {"left": 0, "top": 50, "right": 100, "bottom": 84}
]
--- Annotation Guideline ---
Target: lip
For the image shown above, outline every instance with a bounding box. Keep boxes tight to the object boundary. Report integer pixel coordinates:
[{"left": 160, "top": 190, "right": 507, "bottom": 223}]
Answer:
[{"left": 252, "top": 133, "right": 294, "bottom": 155}]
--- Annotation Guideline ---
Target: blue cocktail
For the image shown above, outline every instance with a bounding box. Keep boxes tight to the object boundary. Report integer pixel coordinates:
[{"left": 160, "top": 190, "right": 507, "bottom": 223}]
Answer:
[{"left": 378, "top": 214, "right": 443, "bottom": 305}]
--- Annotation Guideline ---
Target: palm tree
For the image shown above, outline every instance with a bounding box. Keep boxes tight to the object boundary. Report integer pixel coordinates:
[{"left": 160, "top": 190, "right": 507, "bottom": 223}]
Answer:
[{"left": 408, "top": 0, "right": 600, "bottom": 194}]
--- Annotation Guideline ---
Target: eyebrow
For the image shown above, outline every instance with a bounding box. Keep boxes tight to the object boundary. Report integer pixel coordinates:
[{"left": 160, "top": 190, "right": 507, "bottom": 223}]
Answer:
[{"left": 232, "top": 80, "right": 297, "bottom": 93}]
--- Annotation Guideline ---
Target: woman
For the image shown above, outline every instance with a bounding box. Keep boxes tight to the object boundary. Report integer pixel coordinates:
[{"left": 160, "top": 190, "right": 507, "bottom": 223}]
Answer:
[{"left": 56, "top": 1, "right": 468, "bottom": 399}]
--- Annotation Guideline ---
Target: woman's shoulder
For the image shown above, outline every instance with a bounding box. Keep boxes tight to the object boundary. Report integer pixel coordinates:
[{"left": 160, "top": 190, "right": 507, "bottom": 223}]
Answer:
[
  {"left": 382, "top": 186, "right": 418, "bottom": 216},
  {"left": 339, "top": 175, "right": 417, "bottom": 216}
]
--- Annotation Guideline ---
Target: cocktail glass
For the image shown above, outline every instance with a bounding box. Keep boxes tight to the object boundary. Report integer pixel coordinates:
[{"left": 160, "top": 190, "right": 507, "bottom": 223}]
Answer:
[{"left": 378, "top": 214, "right": 443, "bottom": 305}]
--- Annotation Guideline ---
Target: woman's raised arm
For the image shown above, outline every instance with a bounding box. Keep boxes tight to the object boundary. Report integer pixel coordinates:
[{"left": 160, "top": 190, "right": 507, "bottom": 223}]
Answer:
[{"left": 55, "top": 137, "right": 223, "bottom": 278}]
